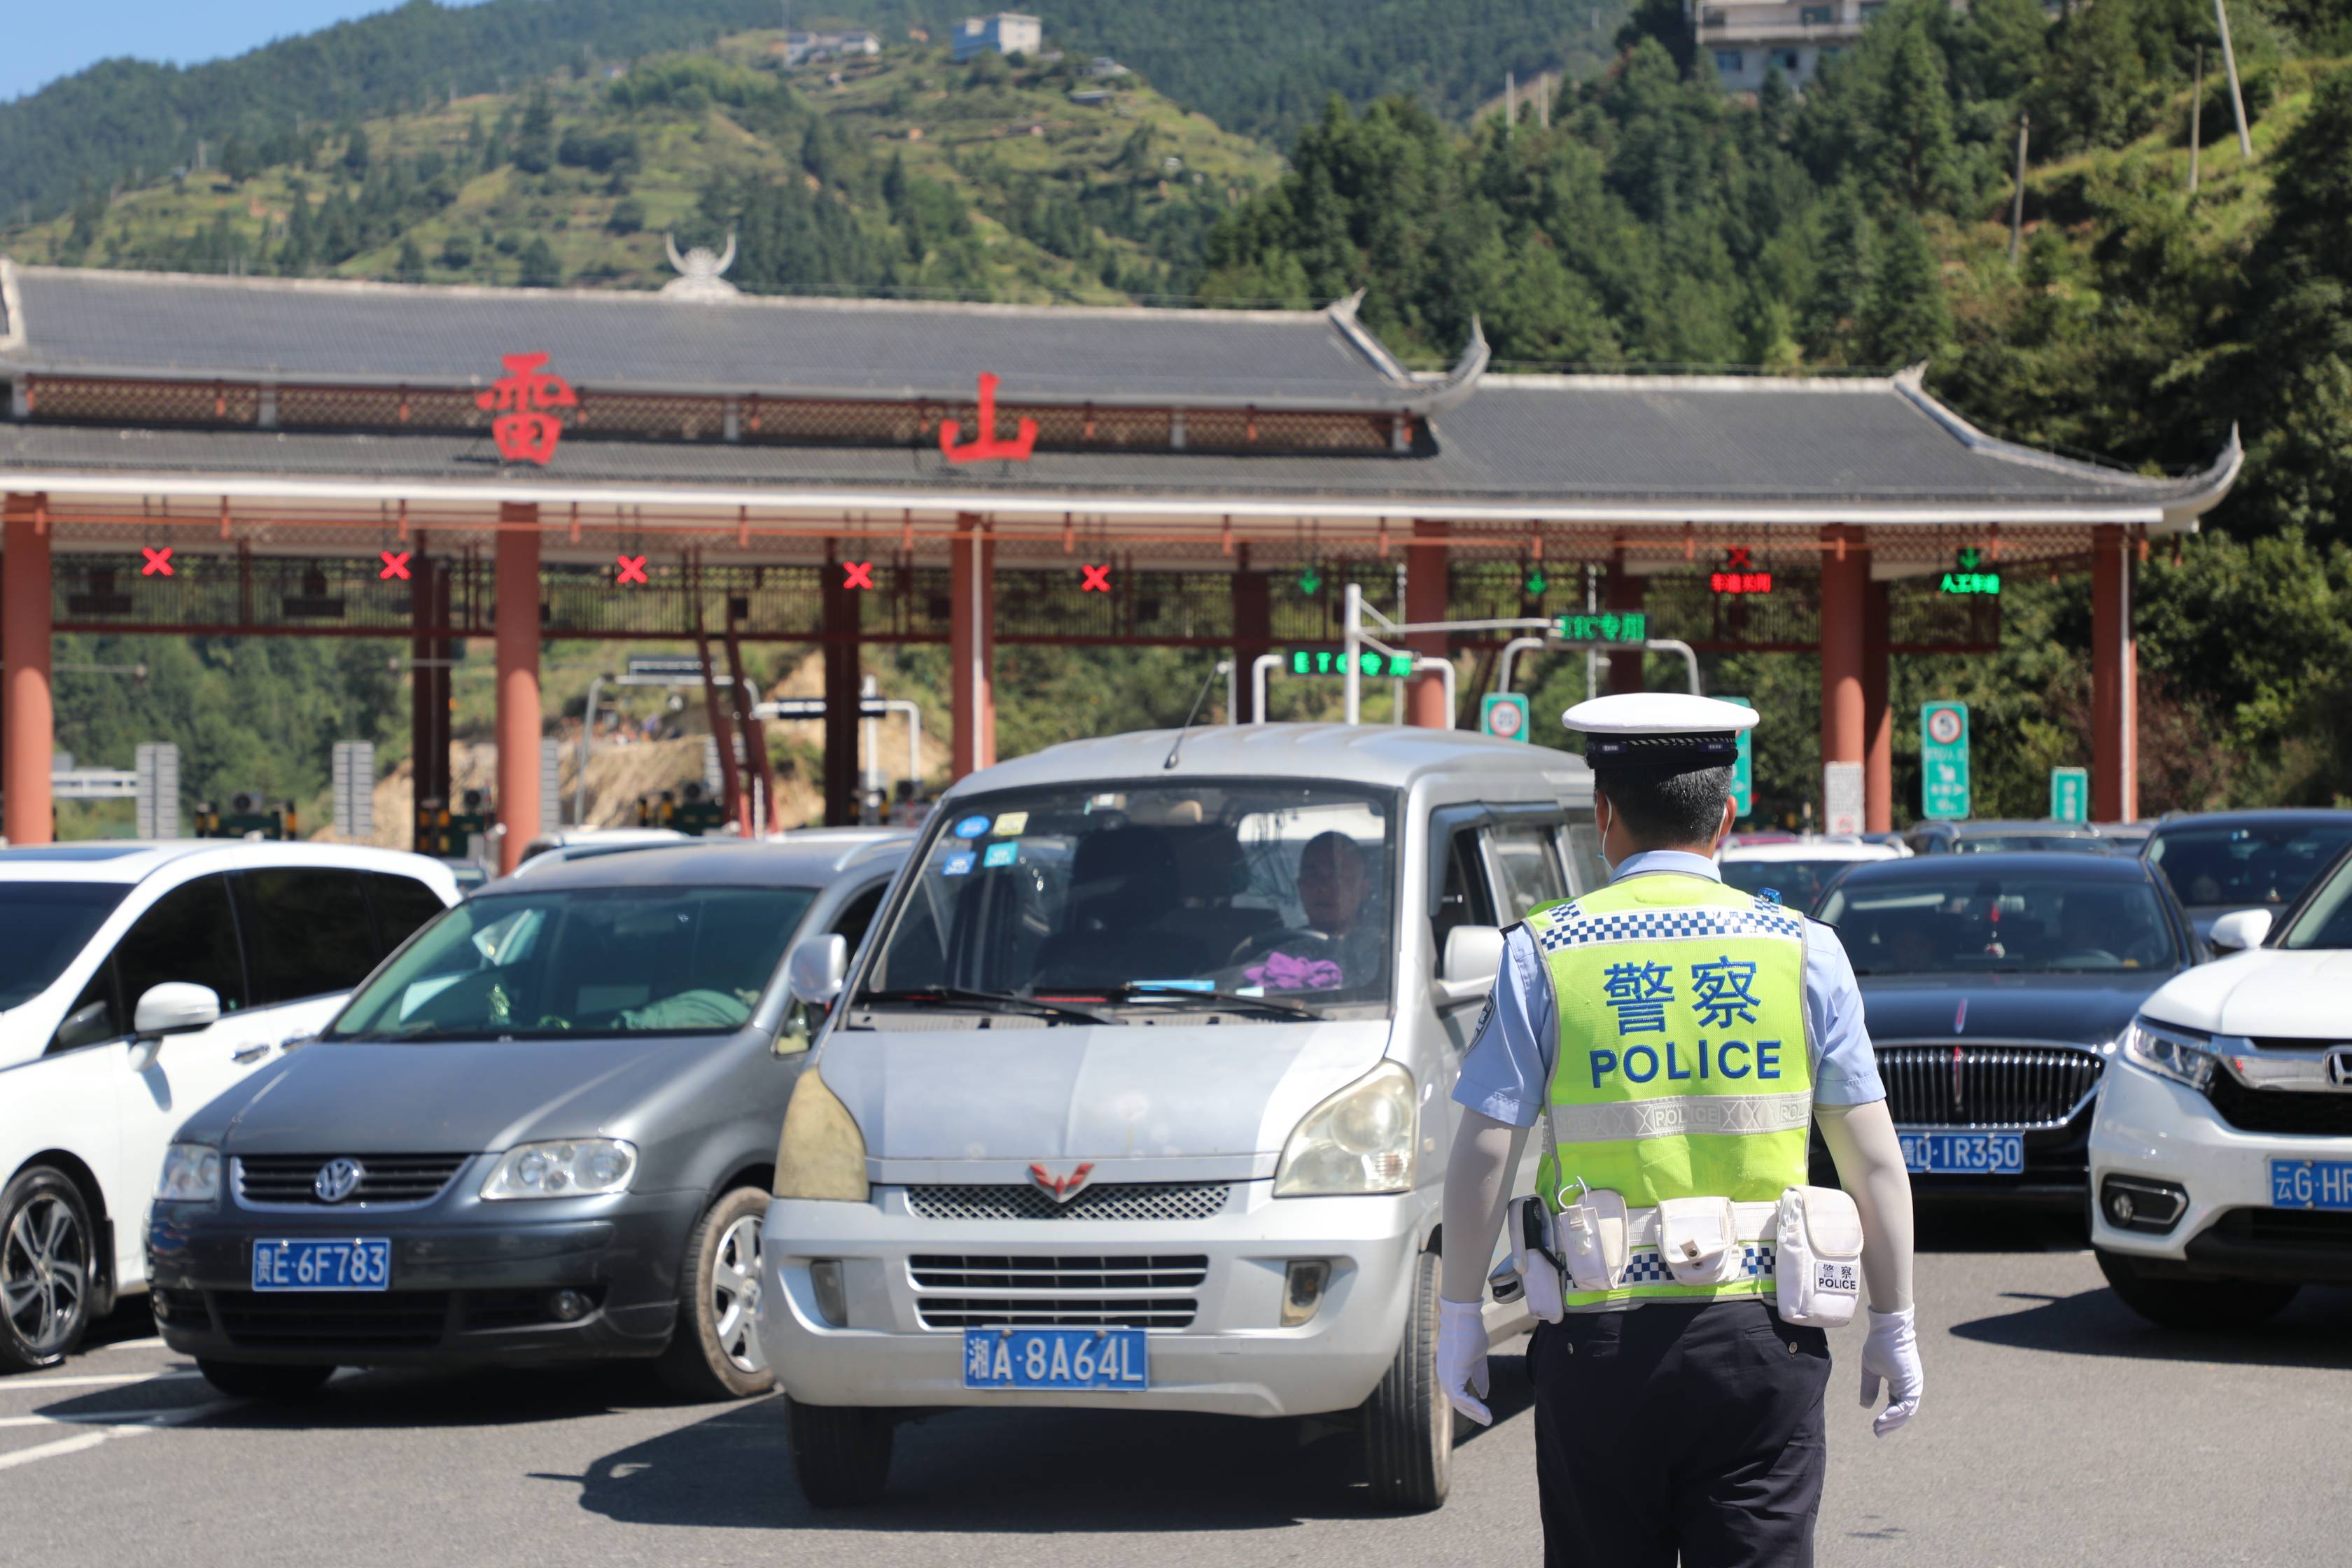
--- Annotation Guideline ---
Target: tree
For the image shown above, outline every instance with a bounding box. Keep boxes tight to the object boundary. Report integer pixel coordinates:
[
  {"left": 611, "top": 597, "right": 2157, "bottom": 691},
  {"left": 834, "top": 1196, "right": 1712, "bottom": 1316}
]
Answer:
[
  {"left": 518, "top": 234, "right": 561, "bottom": 286},
  {"left": 1857, "top": 211, "right": 1949, "bottom": 365},
  {"left": 342, "top": 124, "right": 371, "bottom": 176},
  {"left": 396, "top": 235, "right": 426, "bottom": 282},
  {"left": 514, "top": 90, "right": 556, "bottom": 175}
]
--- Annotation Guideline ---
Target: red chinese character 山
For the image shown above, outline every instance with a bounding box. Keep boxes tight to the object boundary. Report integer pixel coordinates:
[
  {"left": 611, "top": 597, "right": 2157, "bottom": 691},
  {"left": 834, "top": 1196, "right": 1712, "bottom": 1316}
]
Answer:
[{"left": 477, "top": 352, "right": 578, "bottom": 465}]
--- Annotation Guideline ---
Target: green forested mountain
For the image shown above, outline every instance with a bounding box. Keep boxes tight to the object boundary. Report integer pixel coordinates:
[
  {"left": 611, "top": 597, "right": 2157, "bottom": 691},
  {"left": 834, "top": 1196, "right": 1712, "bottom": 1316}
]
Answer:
[{"left": 1, "top": 0, "right": 1632, "bottom": 227}]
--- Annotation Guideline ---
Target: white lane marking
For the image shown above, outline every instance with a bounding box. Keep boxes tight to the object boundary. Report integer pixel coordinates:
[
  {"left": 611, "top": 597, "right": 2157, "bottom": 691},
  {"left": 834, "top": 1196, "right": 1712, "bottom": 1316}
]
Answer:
[
  {"left": 0, "top": 1371, "right": 200, "bottom": 1392},
  {"left": 0, "top": 1403, "right": 221, "bottom": 1473},
  {"left": 101, "top": 1337, "right": 167, "bottom": 1351},
  {"left": 0, "top": 1409, "right": 186, "bottom": 1429}
]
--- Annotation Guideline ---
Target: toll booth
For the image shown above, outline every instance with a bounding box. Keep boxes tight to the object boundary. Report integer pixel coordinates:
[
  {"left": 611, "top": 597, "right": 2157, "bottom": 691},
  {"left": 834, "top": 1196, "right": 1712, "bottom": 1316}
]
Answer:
[
  {"left": 639, "top": 780, "right": 731, "bottom": 836},
  {"left": 195, "top": 790, "right": 298, "bottom": 841}
]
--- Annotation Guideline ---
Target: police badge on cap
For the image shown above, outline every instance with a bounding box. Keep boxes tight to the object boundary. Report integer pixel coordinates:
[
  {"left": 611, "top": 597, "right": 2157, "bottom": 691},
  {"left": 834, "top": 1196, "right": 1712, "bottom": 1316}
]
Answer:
[{"left": 1560, "top": 692, "right": 1759, "bottom": 767}]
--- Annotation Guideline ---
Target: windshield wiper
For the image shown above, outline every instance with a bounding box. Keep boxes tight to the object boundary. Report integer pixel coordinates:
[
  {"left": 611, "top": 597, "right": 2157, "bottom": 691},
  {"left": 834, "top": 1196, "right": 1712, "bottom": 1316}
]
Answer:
[
  {"left": 858, "top": 987, "right": 1112, "bottom": 1025},
  {"left": 1093, "top": 985, "right": 1326, "bottom": 1020}
]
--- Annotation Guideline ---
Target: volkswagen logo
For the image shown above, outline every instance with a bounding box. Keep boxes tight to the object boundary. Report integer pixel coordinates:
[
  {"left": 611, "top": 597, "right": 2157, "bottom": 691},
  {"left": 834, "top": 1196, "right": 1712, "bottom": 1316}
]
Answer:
[{"left": 313, "top": 1158, "right": 365, "bottom": 1204}]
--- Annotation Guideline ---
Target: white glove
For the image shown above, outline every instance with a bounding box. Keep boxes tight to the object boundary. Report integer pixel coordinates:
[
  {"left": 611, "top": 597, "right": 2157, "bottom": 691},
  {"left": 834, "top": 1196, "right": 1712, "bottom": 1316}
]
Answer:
[
  {"left": 1858, "top": 1306, "right": 1922, "bottom": 1436},
  {"left": 1436, "top": 1297, "right": 1492, "bottom": 1426}
]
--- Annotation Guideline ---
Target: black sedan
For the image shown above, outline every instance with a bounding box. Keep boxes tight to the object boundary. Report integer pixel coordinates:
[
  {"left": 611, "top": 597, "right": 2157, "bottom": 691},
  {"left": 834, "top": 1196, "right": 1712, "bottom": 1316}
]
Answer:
[
  {"left": 2141, "top": 808, "right": 2352, "bottom": 943},
  {"left": 146, "top": 839, "right": 904, "bottom": 1401},
  {"left": 1812, "top": 851, "right": 2200, "bottom": 1204}
]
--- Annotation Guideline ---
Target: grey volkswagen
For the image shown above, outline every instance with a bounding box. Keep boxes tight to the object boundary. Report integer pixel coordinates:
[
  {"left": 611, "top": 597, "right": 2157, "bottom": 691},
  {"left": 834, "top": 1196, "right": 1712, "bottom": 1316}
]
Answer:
[{"left": 146, "top": 835, "right": 907, "bottom": 1401}]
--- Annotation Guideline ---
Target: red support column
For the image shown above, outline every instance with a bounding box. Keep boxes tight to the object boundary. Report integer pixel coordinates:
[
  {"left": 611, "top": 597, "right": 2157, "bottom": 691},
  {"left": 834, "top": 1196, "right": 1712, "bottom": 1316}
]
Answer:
[
  {"left": 1604, "top": 558, "right": 1646, "bottom": 694},
  {"left": 1819, "top": 526, "right": 1870, "bottom": 829},
  {"left": 493, "top": 503, "right": 541, "bottom": 874},
  {"left": 950, "top": 514, "right": 995, "bottom": 778},
  {"left": 2091, "top": 524, "right": 2138, "bottom": 822},
  {"left": 1231, "top": 547, "right": 1270, "bottom": 722},
  {"left": 822, "top": 548, "right": 862, "bottom": 826},
  {"left": 3, "top": 493, "right": 52, "bottom": 846},
  {"left": 1863, "top": 578, "right": 1893, "bottom": 833},
  {"left": 409, "top": 533, "right": 454, "bottom": 850},
  {"left": 1405, "top": 521, "right": 1451, "bottom": 727}
]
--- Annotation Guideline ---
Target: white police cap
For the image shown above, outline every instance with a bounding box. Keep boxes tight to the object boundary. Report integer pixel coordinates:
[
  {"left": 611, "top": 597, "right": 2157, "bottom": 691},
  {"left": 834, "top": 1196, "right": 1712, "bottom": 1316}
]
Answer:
[{"left": 1561, "top": 692, "right": 1758, "bottom": 766}]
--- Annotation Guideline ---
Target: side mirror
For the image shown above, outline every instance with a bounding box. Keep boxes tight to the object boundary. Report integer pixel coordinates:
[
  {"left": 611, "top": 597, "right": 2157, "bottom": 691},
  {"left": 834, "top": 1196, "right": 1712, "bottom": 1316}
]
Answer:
[
  {"left": 2206, "top": 908, "right": 2273, "bottom": 953},
  {"left": 1436, "top": 924, "right": 1504, "bottom": 1005},
  {"left": 786, "top": 934, "right": 848, "bottom": 1008},
  {"left": 133, "top": 982, "right": 221, "bottom": 1040}
]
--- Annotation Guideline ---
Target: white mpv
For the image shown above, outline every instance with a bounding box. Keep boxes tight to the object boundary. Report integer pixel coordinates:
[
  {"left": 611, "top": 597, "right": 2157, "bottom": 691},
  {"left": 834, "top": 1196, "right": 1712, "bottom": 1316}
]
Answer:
[
  {"left": 0, "top": 841, "right": 457, "bottom": 1370},
  {"left": 760, "top": 724, "right": 1602, "bottom": 1512},
  {"left": 2088, "top": 846, "right": 2352, "bottom": 1329}
]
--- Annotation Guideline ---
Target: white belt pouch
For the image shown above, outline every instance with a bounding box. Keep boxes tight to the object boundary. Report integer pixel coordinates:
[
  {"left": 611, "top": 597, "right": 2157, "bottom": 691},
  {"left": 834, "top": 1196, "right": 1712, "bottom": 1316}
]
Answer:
[{"left": 1774, "top": 1184, "right": 1864, "bottom": 1327}]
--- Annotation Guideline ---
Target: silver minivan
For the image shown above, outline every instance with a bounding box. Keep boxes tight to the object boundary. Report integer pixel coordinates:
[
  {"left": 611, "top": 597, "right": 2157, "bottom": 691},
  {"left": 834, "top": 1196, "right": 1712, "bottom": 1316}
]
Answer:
[{"left": 760, "top": 724, "right": 1598, "bottom": 1510}]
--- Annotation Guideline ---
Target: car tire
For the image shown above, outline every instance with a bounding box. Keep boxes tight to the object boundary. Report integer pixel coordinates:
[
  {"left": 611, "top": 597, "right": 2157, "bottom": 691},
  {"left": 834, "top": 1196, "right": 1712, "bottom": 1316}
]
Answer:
[
  {"left": 788, "top": 1396, "right": 894, "bottom": 1507},
  {"left": 195, "top": 1360, "right": 336, "bottom": 1400},
  {"left": 1359, "top": 1248, "right": 1451, "bottom": 1513},
  {"left": 655, "top": 1185, "right": 775, "bottom": 1401},
  {"left": 0, "top": 1165, "right": 97, "bottom": 1373},
  {"left": 2095, "top": 1248, "right": 2301, "bottom": 1331}
]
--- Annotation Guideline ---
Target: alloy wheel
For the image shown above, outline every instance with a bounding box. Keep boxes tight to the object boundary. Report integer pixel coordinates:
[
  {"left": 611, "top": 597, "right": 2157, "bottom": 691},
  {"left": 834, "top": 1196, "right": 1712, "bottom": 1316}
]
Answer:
[
  {"left": 2, "top": 1195, "right": 88, "bottom": 1357},
  {"left": 709, "top": 1213, "right": 766, "bottom": 1375}
]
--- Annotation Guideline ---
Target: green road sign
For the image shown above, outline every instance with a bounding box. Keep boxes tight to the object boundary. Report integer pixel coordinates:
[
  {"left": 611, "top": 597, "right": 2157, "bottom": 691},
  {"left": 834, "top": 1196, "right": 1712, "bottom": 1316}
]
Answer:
[
  {"left": 1724, "top": 696, "right": 1754, "bottom": 818},
  {"left": 1286, "top": 647, "right": 1414, "bottom": 678},
  {"left": 1480, "top": 692, "right": 1530, "bottom": 743},
  {"left": 2050, "top": 766, "right": 2089, "bottom": 824},
  {"left": 1553, "top": 612, "right": 1647, "bottom": 644},
  {"left": 1920, "top": 701, "right": 1970, "bottom": 820}
]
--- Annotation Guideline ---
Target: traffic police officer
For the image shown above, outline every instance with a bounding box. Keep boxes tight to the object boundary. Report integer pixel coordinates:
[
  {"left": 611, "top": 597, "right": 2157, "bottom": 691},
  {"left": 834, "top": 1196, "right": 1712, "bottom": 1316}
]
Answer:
[{"left": 1436, "top": 692, "right": 1923, "bottom": 1567}]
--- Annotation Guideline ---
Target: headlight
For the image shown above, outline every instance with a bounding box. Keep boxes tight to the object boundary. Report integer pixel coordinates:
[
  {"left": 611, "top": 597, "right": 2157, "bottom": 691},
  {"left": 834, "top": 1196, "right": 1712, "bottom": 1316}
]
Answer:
[
  {"left": 773, "top": 1068, "right": 870, "bottom": 1202},
  {"left": 155, "top": 1143, "right": 220, "bottom": 1203},
  {"left": 479, "top": 1139, "right": 637, "bottom": 1200},
  {"left": 2120, "top": 1017, "right": 2217, "bottom": 1091},
  {"left": 1274, "top": 1061, "right": 1418, "bottom": 1196}
]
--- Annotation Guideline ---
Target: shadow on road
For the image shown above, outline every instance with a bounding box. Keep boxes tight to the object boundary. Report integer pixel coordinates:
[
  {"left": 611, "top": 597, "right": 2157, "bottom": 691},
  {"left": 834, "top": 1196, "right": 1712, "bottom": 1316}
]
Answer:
[
  {"left": 532, "top": 1350, "right": 1537, "bottom": 1532},
  {"left": 1951, "top": 1284, "right": 2352, "bottom": 1369},
  {"left": 1914, "top": 1208, "right": 2089, "bottom": 1254}
]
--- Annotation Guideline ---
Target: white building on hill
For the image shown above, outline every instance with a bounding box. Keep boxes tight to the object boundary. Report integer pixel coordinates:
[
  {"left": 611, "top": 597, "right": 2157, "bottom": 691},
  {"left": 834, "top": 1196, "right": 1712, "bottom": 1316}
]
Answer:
[
  {"left": 1695, "top": 0, "right": 1886, "bottom": 92},
  {"left": 783, "top": 29, "right": 881, "bottom": 65},
  {"left": 953, "top": 13, "right": 1042, "bottom": 63}
]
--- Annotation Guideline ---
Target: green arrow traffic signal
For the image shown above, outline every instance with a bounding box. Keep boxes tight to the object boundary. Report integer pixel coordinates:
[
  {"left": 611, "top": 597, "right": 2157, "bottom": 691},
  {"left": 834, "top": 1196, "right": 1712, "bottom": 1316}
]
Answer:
[
  {"left": 1298, "top": 566, "right": 1323, "bottom": 596},
  {"left": 1525, "top": 568, "right": 1548, "bottom": 596}
]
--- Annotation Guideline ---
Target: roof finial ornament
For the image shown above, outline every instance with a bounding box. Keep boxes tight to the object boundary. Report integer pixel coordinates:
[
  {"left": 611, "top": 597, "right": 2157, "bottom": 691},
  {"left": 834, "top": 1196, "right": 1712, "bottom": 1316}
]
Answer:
[{"left": 660, "top": 232, "right": 740, "bottom": 300}]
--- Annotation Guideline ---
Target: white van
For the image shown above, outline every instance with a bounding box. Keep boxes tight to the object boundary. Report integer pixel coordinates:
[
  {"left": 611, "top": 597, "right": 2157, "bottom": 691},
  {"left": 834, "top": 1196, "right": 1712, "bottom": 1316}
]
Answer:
[
  {"left": 0, "top": 842, "right": 457, "bottom": 1371},
  {"left": 760, "top": 724, "right": 1598, "bottom": 1511}
]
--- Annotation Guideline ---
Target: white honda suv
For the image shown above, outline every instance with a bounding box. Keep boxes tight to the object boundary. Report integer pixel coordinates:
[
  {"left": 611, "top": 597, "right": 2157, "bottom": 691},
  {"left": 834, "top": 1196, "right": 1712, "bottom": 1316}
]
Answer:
[
  {"left": 0, "top": 841, "right": 457, "bottom": 1371},
  {"left": 2089, "top": 845, "right": 2352, "bottom": 1329}
]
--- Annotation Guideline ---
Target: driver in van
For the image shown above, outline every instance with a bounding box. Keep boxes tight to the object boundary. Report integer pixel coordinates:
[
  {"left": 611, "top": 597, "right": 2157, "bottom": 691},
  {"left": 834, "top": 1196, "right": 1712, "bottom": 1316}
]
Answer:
[{"left": 1257, "top": 830, "right": 1382, "bottom": 989}]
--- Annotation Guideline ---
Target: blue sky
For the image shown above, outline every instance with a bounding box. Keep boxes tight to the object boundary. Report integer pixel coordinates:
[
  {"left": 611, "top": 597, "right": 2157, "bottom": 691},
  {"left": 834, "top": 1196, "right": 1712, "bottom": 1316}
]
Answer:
[{"left": 6, "top": 1, "right": 486, "bottom": 103}]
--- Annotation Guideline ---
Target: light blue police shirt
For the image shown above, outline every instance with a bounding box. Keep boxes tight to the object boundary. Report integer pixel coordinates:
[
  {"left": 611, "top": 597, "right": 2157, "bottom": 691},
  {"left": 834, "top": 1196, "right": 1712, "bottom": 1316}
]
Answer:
[{"left": 1452, "top": 850, "right": 1884, "bottom": 1126}]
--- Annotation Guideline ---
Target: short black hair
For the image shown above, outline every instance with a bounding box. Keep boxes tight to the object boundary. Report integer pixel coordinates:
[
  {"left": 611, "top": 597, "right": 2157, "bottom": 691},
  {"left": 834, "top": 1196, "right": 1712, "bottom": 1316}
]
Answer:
[{"left": 1592, "top": 762, "right": 1735, "bottom": 847}]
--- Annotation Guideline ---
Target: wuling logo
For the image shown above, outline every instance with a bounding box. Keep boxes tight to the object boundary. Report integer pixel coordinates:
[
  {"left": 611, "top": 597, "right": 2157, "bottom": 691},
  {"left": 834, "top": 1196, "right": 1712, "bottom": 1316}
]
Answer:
[
  {"left": 478, "top": 352, "right": 577, "bottom": 465},
  {"left": 1028, "top": 1162, "right": 1096, "bottom": 1203}
]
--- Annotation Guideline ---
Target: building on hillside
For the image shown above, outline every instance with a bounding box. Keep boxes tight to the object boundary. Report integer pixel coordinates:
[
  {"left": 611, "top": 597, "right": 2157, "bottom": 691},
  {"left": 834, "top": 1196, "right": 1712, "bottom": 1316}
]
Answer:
[
  {"left": 1088, "top": 56, "right": 1130, "bottom": 78},
  {"left": 953, "top": 13, "right": 1042, "bottom": 62},
  {"left": 781, "top": 28, "right": 881, "bottom": 65},
  {"left": 1695, "top": 0, "right": 1889, "bottom": 92}
]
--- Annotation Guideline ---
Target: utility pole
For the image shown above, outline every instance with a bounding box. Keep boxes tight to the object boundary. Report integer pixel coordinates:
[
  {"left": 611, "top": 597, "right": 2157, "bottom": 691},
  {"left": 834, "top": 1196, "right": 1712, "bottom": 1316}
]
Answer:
[
  {"left": 2008, "top": 111, "right": 2029, "bottom": 265},
  {"left": 2188, "top": 45, "right": 2204, "bottom": 195},
  {"left": 1506, "top": 70, "right": 1516, "bottom": 128},
  {"left": 2214, "top": 0, "right": 2253, "bottom": 159}
]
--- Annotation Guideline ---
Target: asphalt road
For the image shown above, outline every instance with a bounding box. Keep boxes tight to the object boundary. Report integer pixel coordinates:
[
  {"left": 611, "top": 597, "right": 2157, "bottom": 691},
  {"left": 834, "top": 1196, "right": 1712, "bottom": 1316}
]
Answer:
[{"left": 4, "top": 1220, "right": 2346, "bottom": 1567}]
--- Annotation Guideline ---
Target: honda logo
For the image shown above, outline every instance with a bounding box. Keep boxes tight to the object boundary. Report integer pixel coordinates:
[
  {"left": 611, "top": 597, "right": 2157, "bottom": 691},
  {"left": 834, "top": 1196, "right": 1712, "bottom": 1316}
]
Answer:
[
  {"left": 2328, "top": 1049, "right": 2352, "bottom": 1088},
  {"left": 1028, "top": 1162, "right": 1096, "bottom": 1203}
]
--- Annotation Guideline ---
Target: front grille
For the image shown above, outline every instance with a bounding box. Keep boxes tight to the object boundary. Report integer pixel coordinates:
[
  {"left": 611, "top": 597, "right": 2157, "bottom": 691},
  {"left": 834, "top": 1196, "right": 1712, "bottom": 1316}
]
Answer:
[
  {"left": 2210, "top": 1207, "right": 2352, "bottom": 1245},
  {"left": 909, "top": 1254, "right": 1207, "bottom": 1329},
  {"left": 234, "top": 1154, "right": 470, "bottom": 1208},
  {"left": 2203, "top": 1073, "right": 2352, "bottom": 1135},
  {"left": 905, "top": 1182, "right": 1231, "bottom": 1222},
  {"left": 211, "top": 1289, "right": 451, "bottom": 1350},
  {"left": 1875, "top": 1044, "right": 2104, "bottom": 1128}
]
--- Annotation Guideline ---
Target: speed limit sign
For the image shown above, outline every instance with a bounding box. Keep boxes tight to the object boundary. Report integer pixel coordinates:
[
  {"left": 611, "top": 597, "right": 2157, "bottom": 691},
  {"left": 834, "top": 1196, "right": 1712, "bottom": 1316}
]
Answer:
[
  {"left": 1926, "top": 706, "right": 1963, "bottom": 746},
  {"left": 1480, "top": 693, "right": 1530, "bottom": 742}
]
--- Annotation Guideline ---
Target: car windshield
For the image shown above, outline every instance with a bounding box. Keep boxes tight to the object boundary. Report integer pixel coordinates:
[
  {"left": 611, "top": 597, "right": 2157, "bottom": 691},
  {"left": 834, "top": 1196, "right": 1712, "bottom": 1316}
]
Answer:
[
  {"left": 1819, "top": 874, "right": 2180, "bottom": 974},
  {"left": 856, "top": 780, "right": 1398, "bottom": 1018},
  {"left": 2148, "top": 820, "right": 2352, "bottom": 910},
  {"left": 2278, "top": 853, "right": 2352, "bottom": 949},
  {"left": 1719, "top": 858, "right": 1863, "bottom": 912},
  {"left": 1953, "top": 835, "right": 2108, "bottom": 854},
  {"left": 328, "top": 885, "right": 816, "bottom": 1040},
  {"left": 0, "top": 883, "right": 128, "bottom": 1010}
]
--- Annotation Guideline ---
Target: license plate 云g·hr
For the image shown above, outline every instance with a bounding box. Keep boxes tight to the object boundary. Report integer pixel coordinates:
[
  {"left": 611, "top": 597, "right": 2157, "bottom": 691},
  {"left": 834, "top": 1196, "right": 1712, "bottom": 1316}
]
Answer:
[
  {"left": 1897, "top": 1129, "right": 2025, "bottom": 1175},
  {"left": 962, "top": 1327, "right": 1148, "bottom": 1391},
  {"left": 2270, "top": 1158, "right": 2352, "bottom": 1211},
  {"left": 250, "top": 1237, "right": 392, "bottom": 1292}
]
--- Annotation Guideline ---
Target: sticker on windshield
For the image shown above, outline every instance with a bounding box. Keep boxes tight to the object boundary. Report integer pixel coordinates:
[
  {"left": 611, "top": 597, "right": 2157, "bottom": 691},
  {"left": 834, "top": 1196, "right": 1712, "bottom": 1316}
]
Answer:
[
  {"left": 992, "top": 811, "right": 1030, "bottom": 836},
  {"left": 953, "top": 814, "right": 990, "bottom": 839},
  {"left": 1132, "top": 979, "right": 1214, "bottom": 993},
  {"left": 982, "top": 842, "right": 1018, "bottom": 869},
  {"left": 941, "top": 851, "right": 976, "bottom": 877}
]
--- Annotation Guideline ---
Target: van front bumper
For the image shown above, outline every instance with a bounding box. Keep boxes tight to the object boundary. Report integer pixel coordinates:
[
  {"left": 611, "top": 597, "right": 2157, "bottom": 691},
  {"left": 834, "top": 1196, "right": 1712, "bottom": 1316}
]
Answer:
[
  {"left": 2090, "top": 1058, "right": 2352, "bottom": 1284},
  {"left": 757, "top": 1182, "right": 1427, "bottom": 1418}
]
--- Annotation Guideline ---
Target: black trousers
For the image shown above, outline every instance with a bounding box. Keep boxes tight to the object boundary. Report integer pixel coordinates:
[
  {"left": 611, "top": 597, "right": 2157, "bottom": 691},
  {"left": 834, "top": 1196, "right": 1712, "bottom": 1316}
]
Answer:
[{"left": 1528, "top": 1297, "right": 1833, "bottom": 1568}]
